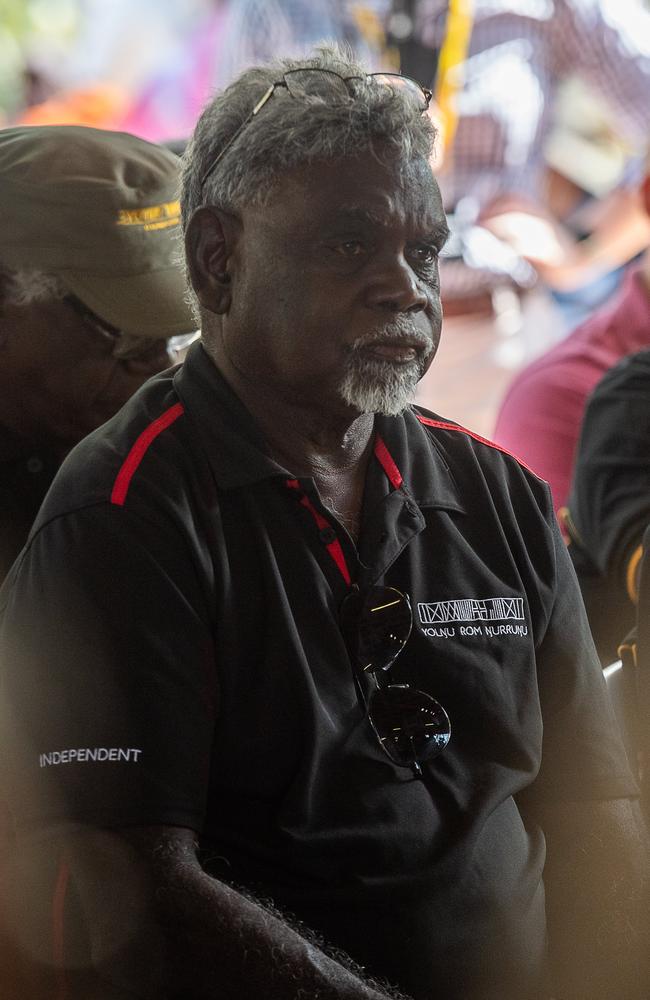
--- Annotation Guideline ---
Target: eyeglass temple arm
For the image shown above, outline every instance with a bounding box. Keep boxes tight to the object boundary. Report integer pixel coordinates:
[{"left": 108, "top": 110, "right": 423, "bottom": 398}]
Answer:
[{"left": 200, "top": 84, "right": 277, "bottom": 190}]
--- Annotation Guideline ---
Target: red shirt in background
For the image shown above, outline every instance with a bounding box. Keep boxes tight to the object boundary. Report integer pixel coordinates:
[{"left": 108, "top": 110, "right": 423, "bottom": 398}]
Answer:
[{"left": 492, "top": 268, "right": 650, "bottom": 511}]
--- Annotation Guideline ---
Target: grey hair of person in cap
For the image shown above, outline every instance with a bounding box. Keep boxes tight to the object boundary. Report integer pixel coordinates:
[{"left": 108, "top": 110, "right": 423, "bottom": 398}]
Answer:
[
  {"left": 0, "top": 267, "right": 66, "bottom": 309},
  {"left": 180, "top": 44, "right": 436, "bottom": 227},
  {"left": 0, "top": 266, "right": 66, "bottom": 349}
]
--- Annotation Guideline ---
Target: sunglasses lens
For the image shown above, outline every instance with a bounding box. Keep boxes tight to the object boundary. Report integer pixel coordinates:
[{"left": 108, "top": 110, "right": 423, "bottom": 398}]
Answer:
[
  {"left": 357, "top": 586, "right": 412, "bottom": 673},
  {"left": 369, "top": 685, "right": 451, "bottom": 766}
]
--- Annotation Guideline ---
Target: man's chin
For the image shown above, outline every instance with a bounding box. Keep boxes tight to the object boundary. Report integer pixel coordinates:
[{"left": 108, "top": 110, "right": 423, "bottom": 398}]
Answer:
[{"left": 338, "top": 359, "right": 421, "bottom": 416}]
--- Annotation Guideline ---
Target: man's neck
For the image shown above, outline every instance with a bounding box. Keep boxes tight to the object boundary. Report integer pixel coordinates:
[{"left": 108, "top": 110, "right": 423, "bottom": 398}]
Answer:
[
  {"left": 257, "top": 403, "right": 375, "bottom": 546},
  {"left": 204, "top": 341, "right": 376, "bottom": 478},
  {"left": 262, "top": 407, "right": 375, "bottom": 482}
]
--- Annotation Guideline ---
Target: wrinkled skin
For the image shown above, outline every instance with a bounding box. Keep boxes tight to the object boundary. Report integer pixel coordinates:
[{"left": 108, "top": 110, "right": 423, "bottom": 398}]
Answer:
[{"left": 198, "top": 150, "right": 448, "bottom": 428}]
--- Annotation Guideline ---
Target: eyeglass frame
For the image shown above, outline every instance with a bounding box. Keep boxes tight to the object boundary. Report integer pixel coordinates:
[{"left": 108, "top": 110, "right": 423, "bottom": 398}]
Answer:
[
  {"left": 199, "top": 69, "right": 433, "bottom": 193},
  {"left": 62, "top": 293, "right": 197, "bottom": 362}
]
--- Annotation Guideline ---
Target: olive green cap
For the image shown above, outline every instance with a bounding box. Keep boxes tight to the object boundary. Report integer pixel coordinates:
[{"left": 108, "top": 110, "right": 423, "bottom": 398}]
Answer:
[{"left": 0, "top": 125, "right": 196, "bottom": 338}]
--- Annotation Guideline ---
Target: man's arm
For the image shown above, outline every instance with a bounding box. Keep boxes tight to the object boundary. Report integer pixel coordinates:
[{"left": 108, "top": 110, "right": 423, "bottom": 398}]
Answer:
[
  {"left": 63, "top": 824, "right": 410, "bottom": 1000},
  {"left": 480, "top": 187, "right": 650, "bottom": 294},
  {"left": 534, "top": 796, "right": 649, "bottom": 1000}
]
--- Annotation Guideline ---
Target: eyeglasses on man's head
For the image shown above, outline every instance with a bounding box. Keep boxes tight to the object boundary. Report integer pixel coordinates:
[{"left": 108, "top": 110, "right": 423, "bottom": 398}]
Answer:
[{"left": 200, "top": 68, "right": 433, "bottom": 193}]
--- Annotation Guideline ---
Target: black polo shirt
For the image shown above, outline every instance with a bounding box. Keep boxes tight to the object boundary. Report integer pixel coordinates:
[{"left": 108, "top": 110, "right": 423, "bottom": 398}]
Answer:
[
  {"left": 568, "top": 349, "right": 650, "bottom": 664},
  {"left": 0, "top": 342, "right": 635, "bottom": 1000}
]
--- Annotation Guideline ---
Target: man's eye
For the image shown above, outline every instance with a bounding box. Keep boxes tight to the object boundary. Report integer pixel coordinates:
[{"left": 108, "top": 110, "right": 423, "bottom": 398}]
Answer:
[
  {"left": 409, "top": 245, "right": 439, "bottom": 265},
  {"left": 334, "top": 240, "right": 365, "bottom": 257}
]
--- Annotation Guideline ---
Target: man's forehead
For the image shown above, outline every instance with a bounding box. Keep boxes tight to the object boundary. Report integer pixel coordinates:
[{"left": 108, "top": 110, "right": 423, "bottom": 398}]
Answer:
[
  {"left": 252, "top": 153, "right": 445, "bottom": 232},
  {"left": 335, "top": 163, "right": 443, "bottom": 224}
]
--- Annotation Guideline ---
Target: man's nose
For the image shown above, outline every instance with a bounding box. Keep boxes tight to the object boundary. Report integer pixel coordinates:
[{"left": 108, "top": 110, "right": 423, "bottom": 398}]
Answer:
[{"left": 365, "top": 255, "right": 429, "bottom": 313}]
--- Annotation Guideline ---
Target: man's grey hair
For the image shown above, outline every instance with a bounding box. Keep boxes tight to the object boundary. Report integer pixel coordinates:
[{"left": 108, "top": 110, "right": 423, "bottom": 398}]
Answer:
[
  {"left": 181, "top": 44, "right": 437, "bottom": 228},
  {"left": 0, "top": 266, "right": 67, "bottom": 308}
]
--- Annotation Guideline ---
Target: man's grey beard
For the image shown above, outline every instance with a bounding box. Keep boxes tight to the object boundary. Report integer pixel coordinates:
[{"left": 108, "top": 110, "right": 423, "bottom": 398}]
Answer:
[{"left": 338, "top": 353, "right": 425, "bottom": 416}]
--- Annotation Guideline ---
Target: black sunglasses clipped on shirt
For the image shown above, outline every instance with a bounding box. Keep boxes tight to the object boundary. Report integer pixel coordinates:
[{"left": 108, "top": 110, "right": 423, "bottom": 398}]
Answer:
[{"left": 342, "top": 586, "right": 451, "bottom": 777}]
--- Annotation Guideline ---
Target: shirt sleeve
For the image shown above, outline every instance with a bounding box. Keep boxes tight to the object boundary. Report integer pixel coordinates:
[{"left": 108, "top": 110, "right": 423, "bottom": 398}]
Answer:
[
  {"left": 523, "top": 496, "right": 639, "bottom": 805},
  {"left": 0, "top": 503, "right": 218, "bottom": 833}
]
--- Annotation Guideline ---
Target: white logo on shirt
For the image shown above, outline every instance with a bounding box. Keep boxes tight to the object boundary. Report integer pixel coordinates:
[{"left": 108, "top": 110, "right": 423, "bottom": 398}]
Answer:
[
  {"left": 417, "top": 597, "right": 528, "bottom": 640},
  {"left": 39, "top": 747, "right": 142, "bottom": 768},
  {"left": 418, "top": 597, "right": 524, "bottom": 625}
]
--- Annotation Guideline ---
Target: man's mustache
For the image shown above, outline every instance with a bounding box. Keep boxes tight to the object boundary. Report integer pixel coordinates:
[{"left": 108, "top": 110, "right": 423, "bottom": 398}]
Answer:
[{"left": 349, "top": 325, "right": 435, "bottom": 353}]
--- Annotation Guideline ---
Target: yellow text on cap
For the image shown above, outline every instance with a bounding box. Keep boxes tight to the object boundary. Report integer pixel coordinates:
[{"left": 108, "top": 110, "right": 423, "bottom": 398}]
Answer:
[{"left": 116, "top": 200, "right": 181, "bottom": 231}]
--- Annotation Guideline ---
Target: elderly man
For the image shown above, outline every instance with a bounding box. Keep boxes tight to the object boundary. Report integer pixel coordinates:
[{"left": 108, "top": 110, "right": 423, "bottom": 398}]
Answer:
[
  {"left": 0, "top": 124, "right": 196, "bottom": 580},
  {"left": 0, "top": 48, "right": 646, "bottom": 1000}
]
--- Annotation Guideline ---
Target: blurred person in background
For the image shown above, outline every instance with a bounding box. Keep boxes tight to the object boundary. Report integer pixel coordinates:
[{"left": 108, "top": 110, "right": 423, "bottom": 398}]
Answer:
[
  {"left": 0, "top": 124, "right": 196, "bottom": 581},
  {"left": 491, "top": 158, "right": 650, "bottom": 512},
  {"left": 564, "top": 348, "right": 650, "bottom": 664},
  {"left": 388, "top": 0, "right": 650, "bottom": 317}
]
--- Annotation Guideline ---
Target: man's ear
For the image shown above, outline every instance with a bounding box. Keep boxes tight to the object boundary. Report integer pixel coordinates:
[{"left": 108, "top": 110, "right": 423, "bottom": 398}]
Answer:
[{"left": 185, "top": 206, "right": 239, "bottom": 315}]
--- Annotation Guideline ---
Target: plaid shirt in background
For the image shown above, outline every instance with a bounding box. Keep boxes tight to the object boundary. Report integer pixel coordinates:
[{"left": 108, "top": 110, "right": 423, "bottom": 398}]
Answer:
[
  {"left": 207, "top": 0, "right": 650, "bottom": 215},
  {"left": 414, "top": 0, "right": 650, "bottom": 213},
  {"left": 200, "top": 0, "right": 649, "bottom": 301}
]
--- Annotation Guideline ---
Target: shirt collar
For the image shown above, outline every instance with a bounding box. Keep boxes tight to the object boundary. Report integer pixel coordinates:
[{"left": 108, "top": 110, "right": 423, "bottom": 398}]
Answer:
[
  {"left": 373, "top": 409, "right": 466, "bottom": 514},
  {"left": 174, "top": 343, "right": 287, "bottom": 488},
  {"left": 174, "top": 341, "right": 466, "bottom": 513}
]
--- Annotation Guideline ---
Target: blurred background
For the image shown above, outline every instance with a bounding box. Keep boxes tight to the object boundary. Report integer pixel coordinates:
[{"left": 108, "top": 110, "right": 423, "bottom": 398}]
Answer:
[
  {"left": 0, "top": 0, "right": 639, "bottom": 174},
  {"left": 0, "top": 1, "right": 389, "bottom": 141},
  {"left": 1, "top": 0, "right": 649, "bottom": 434}
]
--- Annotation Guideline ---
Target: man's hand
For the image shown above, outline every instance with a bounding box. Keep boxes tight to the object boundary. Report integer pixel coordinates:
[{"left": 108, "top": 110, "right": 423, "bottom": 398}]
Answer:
[{"left": 480, "top": 184, "right": 650, "bottom": 292}]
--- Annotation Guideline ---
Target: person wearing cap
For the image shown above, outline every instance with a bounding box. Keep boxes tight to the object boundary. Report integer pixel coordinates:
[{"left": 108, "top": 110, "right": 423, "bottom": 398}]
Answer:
[
  {"left": 0, "top": 48, "right": 647, "bottom": 1000},
  {"left": 0, "top": 124, "right": 196, "bottom": 580}
]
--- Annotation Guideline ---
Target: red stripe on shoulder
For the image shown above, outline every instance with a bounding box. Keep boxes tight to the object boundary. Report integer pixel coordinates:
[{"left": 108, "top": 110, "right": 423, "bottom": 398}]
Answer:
[
  {"left": 374, "top": 434, "right": 403, "bottom": 488},
  {"left": 111, "top": 402, "right": 184, "bottom": 507},
  {"left": 416, "top": 415, "right": 540, "bottom": 477}
]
